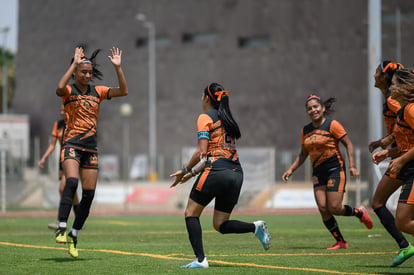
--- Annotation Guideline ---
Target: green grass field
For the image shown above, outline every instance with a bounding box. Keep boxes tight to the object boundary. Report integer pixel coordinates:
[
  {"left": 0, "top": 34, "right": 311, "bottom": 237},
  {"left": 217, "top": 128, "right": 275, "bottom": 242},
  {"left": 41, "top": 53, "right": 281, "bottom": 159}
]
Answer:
[{"left": 0, "top": 212, "right": 413, "bottom": 274}]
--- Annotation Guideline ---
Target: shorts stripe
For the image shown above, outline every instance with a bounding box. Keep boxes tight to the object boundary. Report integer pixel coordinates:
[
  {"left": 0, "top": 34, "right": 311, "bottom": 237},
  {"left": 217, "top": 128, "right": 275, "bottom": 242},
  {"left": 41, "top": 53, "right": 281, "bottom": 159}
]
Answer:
[
  {"left": 407, "top": 182, "right": 414, "bottom": 204},
  {"left": 338, "top": 170, "right": 345, "bottom": 192},
  {"left": 196, "top": 167, "right": 211, "bottom": 191}
]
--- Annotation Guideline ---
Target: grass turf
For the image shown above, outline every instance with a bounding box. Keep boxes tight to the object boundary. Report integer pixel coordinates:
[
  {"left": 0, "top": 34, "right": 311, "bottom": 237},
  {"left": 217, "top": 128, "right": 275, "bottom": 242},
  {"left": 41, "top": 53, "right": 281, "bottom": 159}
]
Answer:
[{"left": 0, "top": 212, "right": 413, "bottom": 274}]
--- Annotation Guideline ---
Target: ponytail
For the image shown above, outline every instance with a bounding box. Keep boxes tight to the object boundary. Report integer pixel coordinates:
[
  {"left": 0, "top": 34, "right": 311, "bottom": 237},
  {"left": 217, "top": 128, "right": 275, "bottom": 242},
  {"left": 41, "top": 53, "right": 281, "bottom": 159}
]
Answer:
[
  {"left": 218, "top": 94, "right": 241, "bottom": 139},
  {"left": 71, "top": 47, "right": 103, "bottom": 80},
  {"left": 205, "top": 83, "right": 241, "bottom": 139}
]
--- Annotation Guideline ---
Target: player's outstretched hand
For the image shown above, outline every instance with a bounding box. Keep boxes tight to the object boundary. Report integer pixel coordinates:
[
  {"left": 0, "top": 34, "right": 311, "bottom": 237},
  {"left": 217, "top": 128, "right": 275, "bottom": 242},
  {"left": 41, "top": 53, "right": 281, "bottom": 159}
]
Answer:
[
  {"left": 108, "top": 47, "right": 122, "bottom": 67},
  {"left": 170, "top": 170, "right": 184, "bottom": 188}
]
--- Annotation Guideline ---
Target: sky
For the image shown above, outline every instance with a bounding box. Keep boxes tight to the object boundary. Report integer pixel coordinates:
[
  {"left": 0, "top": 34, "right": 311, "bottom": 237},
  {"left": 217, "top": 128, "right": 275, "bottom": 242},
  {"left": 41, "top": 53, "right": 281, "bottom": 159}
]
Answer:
[{"left": 0, "top": 0, "right": 18, "bottom": 53}]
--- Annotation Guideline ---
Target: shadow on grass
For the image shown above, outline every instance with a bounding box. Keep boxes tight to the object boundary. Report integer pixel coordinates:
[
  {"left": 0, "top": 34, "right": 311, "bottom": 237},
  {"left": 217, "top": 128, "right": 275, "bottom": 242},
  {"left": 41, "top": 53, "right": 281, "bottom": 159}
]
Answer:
[{"left": 39, "top": 257, "right": 93, "bottom": 262}]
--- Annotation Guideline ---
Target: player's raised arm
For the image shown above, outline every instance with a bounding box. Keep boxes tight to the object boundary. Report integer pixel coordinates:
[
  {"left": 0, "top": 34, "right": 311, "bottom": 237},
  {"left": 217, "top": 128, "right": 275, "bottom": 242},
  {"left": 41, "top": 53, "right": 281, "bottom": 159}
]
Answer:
[{"left": 107, "top": 47, "right": 128, "bottom": 98}]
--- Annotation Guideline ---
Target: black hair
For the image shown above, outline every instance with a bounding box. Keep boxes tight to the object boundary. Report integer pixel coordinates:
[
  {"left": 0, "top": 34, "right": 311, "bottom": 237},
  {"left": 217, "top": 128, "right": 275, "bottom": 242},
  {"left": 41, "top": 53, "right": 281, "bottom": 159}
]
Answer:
[
  {"left": 380, "top": 61, "right": 404, "bottom": 88},
  {"left": 71, "top": 47, "right": 103, "bottom": 80},
  {"left": 204, "top": 83, "right": 241, "bottom": 139},
  {"left": 323, "top": 98, "right": 336, "bottom": 116}
]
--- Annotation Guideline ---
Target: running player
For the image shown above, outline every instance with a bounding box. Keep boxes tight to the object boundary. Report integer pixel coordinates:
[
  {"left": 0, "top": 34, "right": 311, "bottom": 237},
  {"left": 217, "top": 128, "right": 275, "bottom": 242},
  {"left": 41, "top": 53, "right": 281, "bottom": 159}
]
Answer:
[
  {"left": 170, "top": 83, "right": 271, "bottom": 269},
  {"left": 368, "top": 61, "right": 414, "bottom": 267},
  {"left": 373, "top": 68, "right": 414, "bottom": 265},
  {"left": 54, "top": 46, "right": 128, "bottom": 258},
  {"left": 282, "top": 94, "right": 373, "bottom": 249},
  {"left": 38, "top": 104, "right": 80, "bottom": 230}
]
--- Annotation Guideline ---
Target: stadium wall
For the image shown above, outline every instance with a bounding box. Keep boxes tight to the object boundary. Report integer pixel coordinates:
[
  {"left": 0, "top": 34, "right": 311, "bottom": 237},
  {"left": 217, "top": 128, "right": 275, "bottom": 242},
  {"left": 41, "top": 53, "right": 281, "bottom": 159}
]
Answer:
[{"left": 13, "top": 0, "right": 414, "bottom": 178}]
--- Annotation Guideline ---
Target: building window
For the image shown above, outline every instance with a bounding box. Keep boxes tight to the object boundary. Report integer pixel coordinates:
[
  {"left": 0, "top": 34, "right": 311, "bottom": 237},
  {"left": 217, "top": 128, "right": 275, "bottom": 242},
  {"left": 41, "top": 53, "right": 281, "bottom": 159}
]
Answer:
[
  {"left": 182, "top": 32, "right": 218, "bottom": 44},
  {"left": 135, "top": 37, "right": 170, "bottom": 48},
  {"left": 238, "top": 36, "right": 270, "bottom": 48}
]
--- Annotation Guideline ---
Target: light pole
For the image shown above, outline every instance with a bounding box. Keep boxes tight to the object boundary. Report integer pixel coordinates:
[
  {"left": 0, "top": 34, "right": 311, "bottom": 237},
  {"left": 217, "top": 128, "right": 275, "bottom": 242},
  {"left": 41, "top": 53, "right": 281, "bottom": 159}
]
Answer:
[
  {"left": 120, "top": 103, "right": 133, "bottom": 180},
  {"left": 0, "top": 27, "right": 9, "bottom": 114},
  {"left": 136, "top": 13, "right": 158, "bottom": 181}
]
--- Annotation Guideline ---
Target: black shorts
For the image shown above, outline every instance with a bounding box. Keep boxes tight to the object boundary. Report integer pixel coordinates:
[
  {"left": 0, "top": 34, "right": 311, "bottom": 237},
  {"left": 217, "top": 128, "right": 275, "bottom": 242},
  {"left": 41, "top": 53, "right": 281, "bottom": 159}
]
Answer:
[
  {"left": 61, "top": 146, "right": 99, "bottom": 169},
  {"left": 312, "top": 164, "right": 346, "bottom": 192},
  {"left": 384, "top": 161, "right": 414, "bottom": 182},
  {"left": 190, "top": 160, "right": 243, "bottom": 213}
]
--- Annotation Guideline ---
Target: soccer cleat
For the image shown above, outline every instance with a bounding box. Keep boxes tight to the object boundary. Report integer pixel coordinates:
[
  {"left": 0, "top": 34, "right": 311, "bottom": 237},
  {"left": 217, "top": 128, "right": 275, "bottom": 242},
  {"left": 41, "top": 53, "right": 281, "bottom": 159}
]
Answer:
[
  {"left": 67, "top": 231, "right": 78, "bottom": 258},
  {"left": 327, "top": 241, "right": 348, "bottom": 250},
  {"left": 180, "top": 257, "right": 208, "bottom": 268},
  {"left": 358, "top": 206, "right": 373, "bottom": 229},
  {"left": 48, "top": 220, "right": 59, "bottom": 230},
  {"left": 55, "top": 228, "right": 67, "bottom": 244},
  {"left": 391, "top": 245, "right": 414, "bottom": 267},
  {"left": 254, "top": 220, "right": 271, "bottom": 250}
]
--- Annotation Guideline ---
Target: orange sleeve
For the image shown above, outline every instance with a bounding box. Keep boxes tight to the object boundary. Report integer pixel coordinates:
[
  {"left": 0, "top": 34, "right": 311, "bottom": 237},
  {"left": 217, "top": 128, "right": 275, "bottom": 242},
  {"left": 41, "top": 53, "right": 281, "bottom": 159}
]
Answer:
[
  {"left": 404, "top": 104, "right": 414, "bottom": 129},
  {"left": 51, "top": 121, "right": 58, "bottom": 137},
  {"left": 197, "top": 114, "right": 213, "bottom": 132},
  {"left": 95, "top": 86, "right": 110, "bottom": 101},
  {"left": 60, "top": 85, "right": 72, "bottom": 101},
  {"left": 387, "top": 97, "right": 401, "bottom": 114},
  {"left": 330, "top": 120, "right": 347, "bottom": 140}
]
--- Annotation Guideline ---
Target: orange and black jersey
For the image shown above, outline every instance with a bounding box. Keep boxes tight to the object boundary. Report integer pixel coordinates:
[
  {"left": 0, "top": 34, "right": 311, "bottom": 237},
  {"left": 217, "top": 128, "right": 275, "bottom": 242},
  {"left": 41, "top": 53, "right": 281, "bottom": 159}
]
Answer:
[
  {"left": 393, "top": 103, "right": 414, "bottom": 155},
  {"left": 302, "top": 118, "right": 347, "bottom": 169},
  {"left": 383, "top": 96, "right": 401, "bottom": 136},
  {"left": 51, "top": 119, "right": 66, "bottom": 146},
  {"left": 197, "top": 108, "right": 239, "bottom": 165},
  {"left": 58, "top": 83, "right": 111, "bottom": 151}
]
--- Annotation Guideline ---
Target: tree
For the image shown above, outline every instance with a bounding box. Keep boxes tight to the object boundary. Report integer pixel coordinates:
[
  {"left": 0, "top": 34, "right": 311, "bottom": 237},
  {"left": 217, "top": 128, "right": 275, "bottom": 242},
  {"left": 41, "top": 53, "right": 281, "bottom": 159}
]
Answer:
[{"left": 0, "top": 48, "right": 15, "bottom": 113}]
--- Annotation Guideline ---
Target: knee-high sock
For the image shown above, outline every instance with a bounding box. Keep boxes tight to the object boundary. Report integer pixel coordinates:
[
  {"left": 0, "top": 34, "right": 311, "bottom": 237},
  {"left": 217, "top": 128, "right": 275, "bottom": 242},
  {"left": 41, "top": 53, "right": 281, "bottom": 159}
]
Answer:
[
  {"left": 374, "top": 206, "right": 409, "bottom": 249},
  {"left": 72, "top": 189, "right": 95, "bottom": 231},
  {"left": 323, "top": 216, "right": 345, "bottom": 242},
  {"left": 72, "top": 204, "right": 80, "bottom": 217},
  {"left": 58, "top": 177, "right": 78, "bottom": 223},
  {"left": 185, "top": 217, "right": 204, "bottom": 262},
  {"left": 219, "top": 220, "right": 255, "bottom": 234}
]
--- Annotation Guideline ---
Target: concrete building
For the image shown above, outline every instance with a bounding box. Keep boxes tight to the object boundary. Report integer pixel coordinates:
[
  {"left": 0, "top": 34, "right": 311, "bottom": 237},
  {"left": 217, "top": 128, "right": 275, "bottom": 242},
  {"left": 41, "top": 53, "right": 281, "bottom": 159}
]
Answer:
[{"left": 13, "top": 0, "right": 414, "bottom": 179}]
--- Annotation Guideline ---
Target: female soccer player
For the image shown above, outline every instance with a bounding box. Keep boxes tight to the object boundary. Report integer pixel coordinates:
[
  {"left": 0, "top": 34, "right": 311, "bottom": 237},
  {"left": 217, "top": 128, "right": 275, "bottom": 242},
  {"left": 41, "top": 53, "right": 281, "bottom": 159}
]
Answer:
[
  {"left": 373, "top": 68, "right": 414, "bottom": 265},
  {"left": 282, "top": 94, "right": 373, "bottom": 249},
  {"left": 38, "top": 104, "right": 79, "bottom": 230},
  {"left": 368, "top": 61, "right": 413, "bottom": 267},
  {"left": 170, "top": 83, "right": 271, "bottom": 269},
  {"left": 54, "top": 46, "right": 128, "bottom": 258}
]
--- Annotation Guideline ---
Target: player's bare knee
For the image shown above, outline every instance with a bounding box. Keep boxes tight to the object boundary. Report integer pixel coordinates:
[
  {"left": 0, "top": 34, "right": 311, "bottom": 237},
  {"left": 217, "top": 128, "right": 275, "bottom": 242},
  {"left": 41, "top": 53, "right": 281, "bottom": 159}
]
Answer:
[{"left": 327, "top": 205, "right": 342, "bottom": 215}]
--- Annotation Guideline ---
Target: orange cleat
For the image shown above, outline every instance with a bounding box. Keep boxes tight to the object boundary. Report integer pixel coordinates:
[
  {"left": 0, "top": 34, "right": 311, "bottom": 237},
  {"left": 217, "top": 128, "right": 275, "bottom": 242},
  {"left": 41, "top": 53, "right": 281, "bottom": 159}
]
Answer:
[
  {"left": 358, "top": 206, "right": 373, "bottom": 229},
  {"left": 327, "top": 241, "right": 348, "bottom": 250}
]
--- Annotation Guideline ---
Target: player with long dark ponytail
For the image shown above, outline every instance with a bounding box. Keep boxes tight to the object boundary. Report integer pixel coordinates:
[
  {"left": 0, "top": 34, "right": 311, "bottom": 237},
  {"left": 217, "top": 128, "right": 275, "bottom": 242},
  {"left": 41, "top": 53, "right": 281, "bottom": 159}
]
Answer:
[
  {"left": 170, "top": 82, "right": 270, "bottom": 269},
  {"left": 206, "top": 82, "right": 241, "bottom": 139}
]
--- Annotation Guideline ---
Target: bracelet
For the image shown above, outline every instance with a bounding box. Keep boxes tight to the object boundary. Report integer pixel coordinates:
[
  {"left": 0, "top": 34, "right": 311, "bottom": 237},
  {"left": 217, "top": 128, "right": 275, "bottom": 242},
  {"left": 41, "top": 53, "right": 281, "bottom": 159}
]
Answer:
[
  {"left": 190, "top": 168, "right": 197, "bottom": 176},
  {"left": 181, "top": 164, "right": 190, "bottom": 175}
]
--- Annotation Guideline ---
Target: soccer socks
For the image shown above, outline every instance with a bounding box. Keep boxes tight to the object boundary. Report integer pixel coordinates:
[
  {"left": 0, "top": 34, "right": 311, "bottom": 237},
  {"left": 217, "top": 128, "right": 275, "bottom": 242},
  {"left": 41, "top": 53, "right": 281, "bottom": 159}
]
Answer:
[
  {"left": 58, "top": 178, "right": 78, "bottom": 223},
  {"left": 219, "top": 220, "right": 255, "bottom": 234},
  {"left": 374, "top": 206, "right": 409, "bottom": 249},
  {"left": 73, "top": 189, "right": 95, "bottom": 231},
  {"left": 73, "top": 204, "right": 80, "bottom": 217},
  {"left": 323, "top": 216, "right": 345, "bottom": 243},
  {"left": 343, "top": 205, "right": 363, "bottom": 218},
  {"left": 185, "top": 216, "right": 205, "bottom": 263}
]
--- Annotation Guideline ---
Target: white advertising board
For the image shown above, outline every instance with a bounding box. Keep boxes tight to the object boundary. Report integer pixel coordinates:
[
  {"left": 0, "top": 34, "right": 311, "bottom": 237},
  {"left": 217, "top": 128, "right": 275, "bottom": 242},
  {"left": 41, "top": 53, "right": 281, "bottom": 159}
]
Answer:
[{"left": 0, "top": 115, "right": 29, "bottom": 160}]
